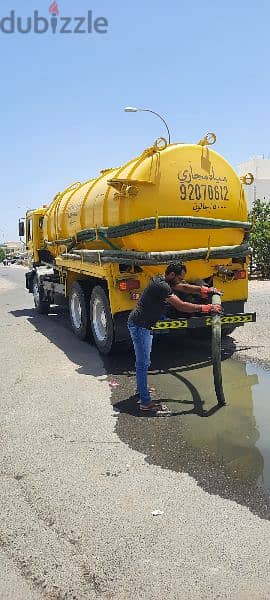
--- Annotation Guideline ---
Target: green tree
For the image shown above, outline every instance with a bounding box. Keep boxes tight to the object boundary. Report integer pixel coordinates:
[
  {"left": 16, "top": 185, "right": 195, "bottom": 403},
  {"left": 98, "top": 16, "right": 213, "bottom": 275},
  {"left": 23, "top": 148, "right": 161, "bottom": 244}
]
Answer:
[
  {"left": 0, "top": 247, "right": 6, "bottom": 263},
  {"left": 249, "top": 199, "right": 270, "bottom": 279}
]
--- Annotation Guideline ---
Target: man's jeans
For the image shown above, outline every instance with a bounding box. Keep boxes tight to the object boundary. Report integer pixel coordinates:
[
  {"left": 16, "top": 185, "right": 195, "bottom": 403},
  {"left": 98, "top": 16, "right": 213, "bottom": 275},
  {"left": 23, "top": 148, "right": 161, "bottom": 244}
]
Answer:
[{"left": 128, "top": 323, "right": 153, "bottom": 405}]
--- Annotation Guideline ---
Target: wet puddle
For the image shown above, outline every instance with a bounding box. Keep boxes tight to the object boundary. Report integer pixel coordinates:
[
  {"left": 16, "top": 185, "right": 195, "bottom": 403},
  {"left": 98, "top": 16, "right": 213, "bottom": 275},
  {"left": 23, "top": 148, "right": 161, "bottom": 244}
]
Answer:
[
  {"left": 148, "top": 359, "right": 270, "bottom": 491},
  {"left": 107, "top": 337, "right": 270, "bottom": 519}
]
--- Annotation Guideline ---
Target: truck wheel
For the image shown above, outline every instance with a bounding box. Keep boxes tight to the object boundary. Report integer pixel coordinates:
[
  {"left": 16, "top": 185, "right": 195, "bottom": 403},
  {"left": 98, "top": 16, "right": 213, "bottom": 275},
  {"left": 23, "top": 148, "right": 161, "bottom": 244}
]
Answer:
[
  {"left": 69, "top": 281, "right": 90, "bottom": 341},
  {"left": 90, "top": 286, "right": 114, "bottom": 354},
  {"left": 33, "top": 276, "right": 50, "bottom": 315},
  {"left": 190, "top": 328, "right": 212, "bottom": 340},
  {"left": 221, "top": 325, "right": 237, "bottom": 337}
]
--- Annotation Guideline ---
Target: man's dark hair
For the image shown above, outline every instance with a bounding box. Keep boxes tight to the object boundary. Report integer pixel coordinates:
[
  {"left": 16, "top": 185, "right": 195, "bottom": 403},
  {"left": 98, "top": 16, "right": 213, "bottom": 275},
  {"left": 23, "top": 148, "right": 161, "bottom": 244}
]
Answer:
[{"left": 165, "top": 262, "right": 187, "bottom": 275}]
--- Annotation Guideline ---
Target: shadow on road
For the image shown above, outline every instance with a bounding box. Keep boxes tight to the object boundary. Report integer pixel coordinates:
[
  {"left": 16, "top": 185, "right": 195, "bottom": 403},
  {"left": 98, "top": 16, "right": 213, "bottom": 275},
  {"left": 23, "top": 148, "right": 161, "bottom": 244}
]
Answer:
[
  {"left": 102, "top": 332, "right": 239, "bottom": 419},
  {"left": 11, "top": 305, "right": 256, "bottom": 419},
  {"left": 11, "top": 305, "right": 239, "bottom": 419},
  {"left": 10, "top": 306, "right": 104, "bottom": 377},
  {"left": 10, "top": 305, "right": 270, "bottom": 521}
]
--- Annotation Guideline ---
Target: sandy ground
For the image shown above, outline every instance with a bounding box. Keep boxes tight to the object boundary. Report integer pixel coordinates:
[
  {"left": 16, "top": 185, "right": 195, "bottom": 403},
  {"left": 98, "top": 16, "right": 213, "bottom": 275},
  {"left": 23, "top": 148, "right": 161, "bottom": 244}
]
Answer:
[
  {"left": 0, "top": 265, "right": 27, "bottom": 291},
  {"left": 232, "top": 280, "right": 270, "bottom": 368},
  {"left": 0, "top": 275, "right": 14, "bottom": 292}
]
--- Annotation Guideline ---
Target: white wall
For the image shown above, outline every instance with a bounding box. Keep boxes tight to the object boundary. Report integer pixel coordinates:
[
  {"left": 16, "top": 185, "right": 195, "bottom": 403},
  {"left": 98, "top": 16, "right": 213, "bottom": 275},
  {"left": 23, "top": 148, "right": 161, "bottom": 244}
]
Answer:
[{"left": 237, "top": 157, "right": 270, "bottom": 210}]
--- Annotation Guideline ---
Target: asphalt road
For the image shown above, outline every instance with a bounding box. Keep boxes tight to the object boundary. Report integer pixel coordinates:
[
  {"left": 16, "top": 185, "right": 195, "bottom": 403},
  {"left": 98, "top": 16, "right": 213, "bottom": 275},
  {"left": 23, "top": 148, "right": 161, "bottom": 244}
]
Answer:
[{"left": 1, "top": 266, "right": 270, "bottom": 600}]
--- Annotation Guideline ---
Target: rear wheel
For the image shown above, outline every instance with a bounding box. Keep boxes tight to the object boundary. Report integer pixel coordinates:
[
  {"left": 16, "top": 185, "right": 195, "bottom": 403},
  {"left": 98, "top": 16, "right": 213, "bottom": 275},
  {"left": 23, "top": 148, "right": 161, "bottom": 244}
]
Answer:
[
  {"left": 33, "top": 276, "right": 50, "bottom": 314},
  {"left": 190, "top": 327, "right": 212, "bottom": 340},
  {"left": 221, "top": 324, "right": 237, "bottom": 337},
  {"left": 90, "top": 286, "right": 114, "bottom": 354},
  {"left": 221, "top": 301, "right": 244, "bottom": 337},
  {"left": 69, "top": 281, "right": 90, "bottom": 340}
]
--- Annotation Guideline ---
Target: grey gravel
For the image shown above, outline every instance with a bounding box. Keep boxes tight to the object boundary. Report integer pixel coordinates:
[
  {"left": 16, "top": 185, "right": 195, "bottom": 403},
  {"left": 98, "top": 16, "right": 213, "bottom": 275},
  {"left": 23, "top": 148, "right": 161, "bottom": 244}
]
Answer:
[
  {"left": 0, "top": 266, "right": 270, "bottom": 600},
  {"left": 231, "top": 280, "right": 270, "bottom": 368}
]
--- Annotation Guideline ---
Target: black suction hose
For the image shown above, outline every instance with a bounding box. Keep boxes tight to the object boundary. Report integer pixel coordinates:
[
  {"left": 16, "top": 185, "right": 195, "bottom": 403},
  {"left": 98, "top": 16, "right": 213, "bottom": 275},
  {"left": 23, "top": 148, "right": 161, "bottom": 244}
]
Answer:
[{"left": 211, "top": 293, "right": 226, "bottom": 406}]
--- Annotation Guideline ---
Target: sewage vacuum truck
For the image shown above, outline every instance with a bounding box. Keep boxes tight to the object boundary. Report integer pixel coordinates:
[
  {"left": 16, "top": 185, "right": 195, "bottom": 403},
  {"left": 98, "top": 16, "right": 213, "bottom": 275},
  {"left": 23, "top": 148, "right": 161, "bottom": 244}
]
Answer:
[{"left": 20, "top": 133, "right": 256, "bottom": 355}]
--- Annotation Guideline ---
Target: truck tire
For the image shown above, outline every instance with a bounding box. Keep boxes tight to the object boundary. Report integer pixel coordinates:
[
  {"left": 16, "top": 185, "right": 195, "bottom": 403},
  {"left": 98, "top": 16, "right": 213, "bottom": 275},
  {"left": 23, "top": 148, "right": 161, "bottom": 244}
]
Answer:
[
  {"left": 33, "top": 275, "right": 50, "bottom": 315},
  {"left": 69, "top": 281, "right": 90, "bottom": 341},
  {"left": 90, "top": 286, "right": 114, "bottom": 354},
  {"left": 221, "top": 324, "right": 237, "bottom": 337},
  {"left": 221, "top": 302, "right": 244, "bottom": 337}
]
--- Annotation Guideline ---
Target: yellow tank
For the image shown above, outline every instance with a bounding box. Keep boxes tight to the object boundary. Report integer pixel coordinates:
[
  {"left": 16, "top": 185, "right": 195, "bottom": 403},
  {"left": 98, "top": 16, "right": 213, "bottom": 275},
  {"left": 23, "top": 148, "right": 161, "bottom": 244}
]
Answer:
[{"left": 43, "top": 139, "right": 248, "bottom": 257}]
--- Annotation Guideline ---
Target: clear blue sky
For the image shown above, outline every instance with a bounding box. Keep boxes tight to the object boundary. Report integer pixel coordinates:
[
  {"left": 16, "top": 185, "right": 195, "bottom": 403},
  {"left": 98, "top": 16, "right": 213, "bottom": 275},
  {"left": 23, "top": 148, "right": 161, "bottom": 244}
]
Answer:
[{"left": 1, "top": 0, "right": 270, "bottom": 241}]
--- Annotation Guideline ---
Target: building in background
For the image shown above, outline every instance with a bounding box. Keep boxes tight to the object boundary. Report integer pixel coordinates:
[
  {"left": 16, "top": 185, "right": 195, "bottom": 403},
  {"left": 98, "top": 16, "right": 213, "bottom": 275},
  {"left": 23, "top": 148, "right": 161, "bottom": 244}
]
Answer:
[
  {"left": 4, "top": 241, "right": 24, "bottom": 254},
  {"left": 237, "top": 156, "right": 270, "bottom": 210},
  {"left": 1, "top": 241, "right": 27, "bottom": 265}
]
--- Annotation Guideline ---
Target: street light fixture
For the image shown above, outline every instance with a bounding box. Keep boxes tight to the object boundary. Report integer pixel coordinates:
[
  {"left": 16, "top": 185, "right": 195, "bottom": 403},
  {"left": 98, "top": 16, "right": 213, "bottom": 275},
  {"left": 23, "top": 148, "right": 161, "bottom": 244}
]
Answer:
[{"left": 124, "top": 106, "right": 171, "bottom": 144}]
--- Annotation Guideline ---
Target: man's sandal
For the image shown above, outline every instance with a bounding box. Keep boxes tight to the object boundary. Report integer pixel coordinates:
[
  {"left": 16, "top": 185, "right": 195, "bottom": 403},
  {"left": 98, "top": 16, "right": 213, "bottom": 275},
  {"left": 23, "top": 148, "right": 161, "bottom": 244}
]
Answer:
[
  {"left": 136, "top": 388, "right": 157, "bottom": 404},
  {"left": 140, "top": 401, "right": 171, "bottom": 415}
]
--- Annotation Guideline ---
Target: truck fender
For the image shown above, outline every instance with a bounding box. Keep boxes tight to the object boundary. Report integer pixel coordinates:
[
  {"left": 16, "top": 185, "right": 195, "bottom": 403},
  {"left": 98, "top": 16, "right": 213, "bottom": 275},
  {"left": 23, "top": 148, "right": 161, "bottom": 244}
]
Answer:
[{"left": 25, "top": 266, "right": 54, "bottom": 294}]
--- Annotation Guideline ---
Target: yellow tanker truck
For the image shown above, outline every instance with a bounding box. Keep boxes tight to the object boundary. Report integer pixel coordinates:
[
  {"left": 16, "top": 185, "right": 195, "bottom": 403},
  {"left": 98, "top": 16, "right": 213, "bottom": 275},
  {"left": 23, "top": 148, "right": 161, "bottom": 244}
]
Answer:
[{"left": 20, "top": 133, "right": 256, "bottom": 354}]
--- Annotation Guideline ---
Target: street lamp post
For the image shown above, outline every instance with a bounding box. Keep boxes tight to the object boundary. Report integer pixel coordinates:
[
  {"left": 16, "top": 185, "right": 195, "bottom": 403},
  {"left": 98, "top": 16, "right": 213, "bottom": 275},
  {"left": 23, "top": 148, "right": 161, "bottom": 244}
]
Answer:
[{"left": 124, "top": 106, "right": 171, "bottom": 144}]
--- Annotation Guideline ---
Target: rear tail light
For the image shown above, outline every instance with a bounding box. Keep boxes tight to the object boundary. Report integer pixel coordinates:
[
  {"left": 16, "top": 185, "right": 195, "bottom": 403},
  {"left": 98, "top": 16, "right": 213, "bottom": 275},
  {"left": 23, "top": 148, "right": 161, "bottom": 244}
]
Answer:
[
  {"left": 233, "top": 270, "right": 246, "bottom": 280},
  {"left": 118, "top": 279, "right": 140, "bottom": 291}
]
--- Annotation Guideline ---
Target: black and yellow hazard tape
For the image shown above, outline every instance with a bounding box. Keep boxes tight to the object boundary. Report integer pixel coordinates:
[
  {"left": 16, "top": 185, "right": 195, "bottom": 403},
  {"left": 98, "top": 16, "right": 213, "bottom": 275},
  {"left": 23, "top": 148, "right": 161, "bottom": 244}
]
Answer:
[{"left": 151, "top": 313, "right": 256, "bottom": 331}]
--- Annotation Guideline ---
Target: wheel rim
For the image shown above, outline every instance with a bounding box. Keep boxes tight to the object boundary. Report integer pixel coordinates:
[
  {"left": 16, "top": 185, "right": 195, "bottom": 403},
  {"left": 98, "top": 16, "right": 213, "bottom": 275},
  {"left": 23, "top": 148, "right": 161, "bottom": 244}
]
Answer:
[
  {"left": 33, "top": 280, "right": 40, "bottom": 306},
  {"left": 92, "top": 297, "right": 107, "bottom": 342},
  {"left": 70, "top": 291, "right": 82, "bottom": 330}
]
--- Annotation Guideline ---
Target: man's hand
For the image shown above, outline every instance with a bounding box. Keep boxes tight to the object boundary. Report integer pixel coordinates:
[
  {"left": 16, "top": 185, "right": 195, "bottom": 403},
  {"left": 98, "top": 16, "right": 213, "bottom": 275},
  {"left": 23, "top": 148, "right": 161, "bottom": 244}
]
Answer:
[
  {"left": 200, "top": 286, "right": 223, "bottom": 299},
  {"left": 201, "top": 304, "right": 223, "bottom": 314}
]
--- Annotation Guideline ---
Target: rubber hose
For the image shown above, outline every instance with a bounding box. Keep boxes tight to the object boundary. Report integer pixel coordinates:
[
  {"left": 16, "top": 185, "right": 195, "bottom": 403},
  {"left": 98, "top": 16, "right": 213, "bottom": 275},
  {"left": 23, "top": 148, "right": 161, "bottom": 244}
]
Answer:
[
  {"left": 45, "top": 215, "right": 251, "bottom": 248},
  {"left": 69, "top": 241, "right": 251, "bottom": 265},
  {"left": 212, "top": 293, "right": 226, "bottom": 406}
]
